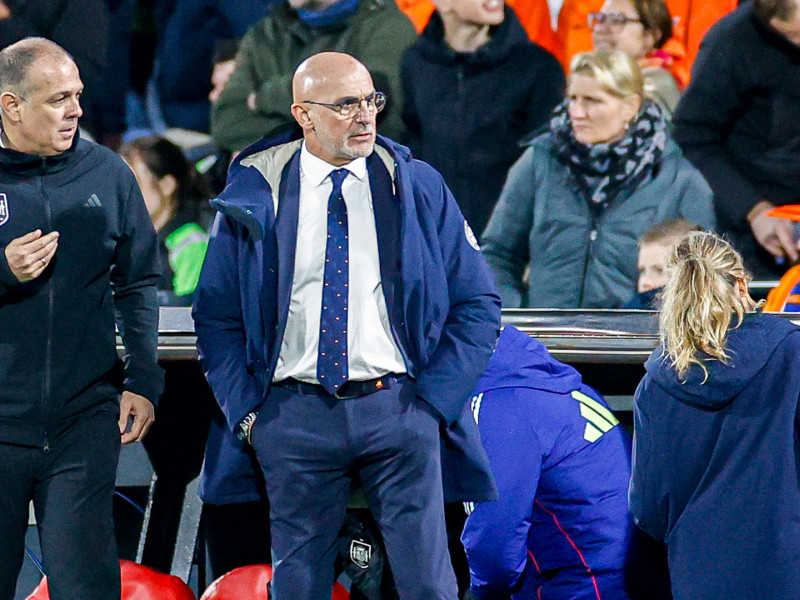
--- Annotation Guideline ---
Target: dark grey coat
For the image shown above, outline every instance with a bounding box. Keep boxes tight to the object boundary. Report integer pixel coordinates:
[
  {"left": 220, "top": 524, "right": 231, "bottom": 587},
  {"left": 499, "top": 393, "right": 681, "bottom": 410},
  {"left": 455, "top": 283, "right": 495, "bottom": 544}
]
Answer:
[{"left": 481, "top": 133, "right": 715, "bottom": 308}]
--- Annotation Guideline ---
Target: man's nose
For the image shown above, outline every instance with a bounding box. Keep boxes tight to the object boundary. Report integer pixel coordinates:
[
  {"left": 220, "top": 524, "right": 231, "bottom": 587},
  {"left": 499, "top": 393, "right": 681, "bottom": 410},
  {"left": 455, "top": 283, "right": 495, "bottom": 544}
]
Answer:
[{"left": 67, "top": 97, "right": 82, "bottom": 119}]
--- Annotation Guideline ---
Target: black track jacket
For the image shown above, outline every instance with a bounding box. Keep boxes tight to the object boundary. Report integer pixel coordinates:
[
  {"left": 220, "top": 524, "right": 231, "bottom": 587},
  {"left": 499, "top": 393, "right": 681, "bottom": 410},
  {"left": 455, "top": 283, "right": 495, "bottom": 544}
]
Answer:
[{"left": 0, "top": 134, "right": 163, "bottom": 448}]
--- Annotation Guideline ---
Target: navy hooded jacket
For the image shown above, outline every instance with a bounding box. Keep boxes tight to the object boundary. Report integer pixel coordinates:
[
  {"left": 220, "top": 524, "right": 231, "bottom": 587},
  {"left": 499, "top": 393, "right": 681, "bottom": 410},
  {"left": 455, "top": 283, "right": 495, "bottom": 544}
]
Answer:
[
  {"left": 462, "top": 326, "right": 632, "bottom": 600},
  {"left": 631, "top": 312, "right": 800, "bottom": 600},
  {"left": 193, "top": 134, "right": 501, "bottom": 504}
]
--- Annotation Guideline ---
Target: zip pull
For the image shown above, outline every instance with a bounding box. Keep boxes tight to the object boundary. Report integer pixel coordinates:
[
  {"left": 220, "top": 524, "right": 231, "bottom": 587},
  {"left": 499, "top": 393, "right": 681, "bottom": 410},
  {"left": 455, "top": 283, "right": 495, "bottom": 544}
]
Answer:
[{"left": 43, "top": 439, "right": 50, "bottom": 452}]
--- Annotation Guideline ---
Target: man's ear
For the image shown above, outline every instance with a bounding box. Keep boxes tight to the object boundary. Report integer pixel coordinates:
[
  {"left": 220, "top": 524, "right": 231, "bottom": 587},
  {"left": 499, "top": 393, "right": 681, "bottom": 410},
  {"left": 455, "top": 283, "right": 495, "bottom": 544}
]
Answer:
[
  {"left": 0, "top": 91, "right": 22, "bottom": 123},
  {"left": 291, "top": 103, "right": 314, "bottom": 131}
]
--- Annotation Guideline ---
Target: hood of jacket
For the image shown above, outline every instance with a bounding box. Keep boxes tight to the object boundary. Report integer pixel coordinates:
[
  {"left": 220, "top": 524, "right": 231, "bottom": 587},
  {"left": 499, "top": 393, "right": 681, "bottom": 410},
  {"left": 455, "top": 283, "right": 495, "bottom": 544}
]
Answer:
[
  {"left": 474, "top": 325, "right": 583, "bottom": 394},
  {"left": 413, "top": 5, "right": 531, "bottom": 71},
  {"left": 645, "top": 311, "right": 798, "bottom": 409}
]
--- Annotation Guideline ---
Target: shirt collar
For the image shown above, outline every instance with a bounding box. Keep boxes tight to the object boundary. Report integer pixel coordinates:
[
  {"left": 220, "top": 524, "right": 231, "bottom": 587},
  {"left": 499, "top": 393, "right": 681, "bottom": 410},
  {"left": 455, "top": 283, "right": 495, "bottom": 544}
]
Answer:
[{"left": 300, "top": 142, "right": 368, "bottom": 187}]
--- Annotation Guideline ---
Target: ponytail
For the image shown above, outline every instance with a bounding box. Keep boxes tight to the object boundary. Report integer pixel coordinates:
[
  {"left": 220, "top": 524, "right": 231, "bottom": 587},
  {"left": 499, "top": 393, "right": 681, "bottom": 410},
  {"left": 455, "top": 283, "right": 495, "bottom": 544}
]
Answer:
[{"left": 659, "top": 231, "right": 759, "bottom": 381}]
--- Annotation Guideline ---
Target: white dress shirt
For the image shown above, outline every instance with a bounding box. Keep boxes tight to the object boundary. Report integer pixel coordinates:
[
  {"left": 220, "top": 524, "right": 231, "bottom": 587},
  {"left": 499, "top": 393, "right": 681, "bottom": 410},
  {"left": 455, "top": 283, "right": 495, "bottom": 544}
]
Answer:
[{"left": 273, "top": 143, "right": 406, "bottom": 383}]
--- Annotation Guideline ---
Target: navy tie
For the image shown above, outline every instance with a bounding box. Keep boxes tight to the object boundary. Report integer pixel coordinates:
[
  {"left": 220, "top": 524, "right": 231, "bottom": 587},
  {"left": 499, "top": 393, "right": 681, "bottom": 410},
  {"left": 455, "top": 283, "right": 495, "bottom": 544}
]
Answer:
[{"left": 317, "top": 168, "right": 350, "bottom": 395}]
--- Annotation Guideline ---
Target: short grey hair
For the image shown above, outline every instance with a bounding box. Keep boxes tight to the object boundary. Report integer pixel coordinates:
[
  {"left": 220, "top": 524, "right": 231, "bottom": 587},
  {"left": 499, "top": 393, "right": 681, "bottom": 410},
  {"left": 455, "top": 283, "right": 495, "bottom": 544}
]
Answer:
[{"left": 0, "top": 38, "right": 74, "bottom": 98}]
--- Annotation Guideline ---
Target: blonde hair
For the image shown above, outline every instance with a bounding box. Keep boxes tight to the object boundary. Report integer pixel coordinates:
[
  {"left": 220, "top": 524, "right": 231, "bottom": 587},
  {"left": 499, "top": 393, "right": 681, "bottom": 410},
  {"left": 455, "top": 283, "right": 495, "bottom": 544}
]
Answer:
[
  {"left": 659, "top": 231, "right": 760, "bottom": 381},
  {"left": 569, "top": 50, "right": 644, "bottom": 100}
]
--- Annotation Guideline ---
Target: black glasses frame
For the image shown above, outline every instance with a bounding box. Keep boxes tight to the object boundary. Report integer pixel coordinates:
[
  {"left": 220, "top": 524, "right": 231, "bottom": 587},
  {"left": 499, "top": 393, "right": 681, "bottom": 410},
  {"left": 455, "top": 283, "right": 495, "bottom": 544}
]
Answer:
[
  {"left": 302, "top": 91, "right": 387, "bottom": 118},
  {"left": 588, "top": 11, "right": 642, "bottom": 29}
]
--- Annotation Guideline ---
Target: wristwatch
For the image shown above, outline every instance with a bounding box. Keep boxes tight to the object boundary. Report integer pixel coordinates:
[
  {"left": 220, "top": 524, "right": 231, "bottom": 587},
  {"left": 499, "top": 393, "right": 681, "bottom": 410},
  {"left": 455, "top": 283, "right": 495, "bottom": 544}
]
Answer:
[{"left": 237, "top": 411, "right": 258, "bottom": 444}]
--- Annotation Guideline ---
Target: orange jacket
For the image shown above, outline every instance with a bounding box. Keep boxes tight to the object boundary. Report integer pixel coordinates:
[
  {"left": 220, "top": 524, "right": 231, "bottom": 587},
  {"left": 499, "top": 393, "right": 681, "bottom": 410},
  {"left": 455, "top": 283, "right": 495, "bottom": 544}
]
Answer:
[
  {"left": 556, "top": 0, "right": 736, "bottom": 85},
  {"left": 394, "top": 0, "right": 564, "bottom": 61}
]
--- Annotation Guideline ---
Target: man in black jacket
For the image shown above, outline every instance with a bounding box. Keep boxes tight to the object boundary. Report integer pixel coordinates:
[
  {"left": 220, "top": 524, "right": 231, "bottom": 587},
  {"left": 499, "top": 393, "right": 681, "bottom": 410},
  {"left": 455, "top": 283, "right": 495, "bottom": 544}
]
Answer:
[
  {"left": 673, "top": 0, "right": 800, "bottom": 278},
  {"left": 0, "top": 38, "right": 163, "bottom": 600}
]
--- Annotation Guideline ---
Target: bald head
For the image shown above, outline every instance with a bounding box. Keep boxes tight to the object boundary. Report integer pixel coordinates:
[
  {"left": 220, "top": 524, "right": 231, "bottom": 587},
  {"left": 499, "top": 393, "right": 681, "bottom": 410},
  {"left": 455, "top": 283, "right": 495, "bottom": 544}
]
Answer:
[
  {"left": 290, "top": 52, "right": 379, "bottom": 166},
  {"left": 292, "top": 52, "right": 372, "bottom": 103},
  {"left": 0, "top": 38, "right": 75, "bottom": 98}
]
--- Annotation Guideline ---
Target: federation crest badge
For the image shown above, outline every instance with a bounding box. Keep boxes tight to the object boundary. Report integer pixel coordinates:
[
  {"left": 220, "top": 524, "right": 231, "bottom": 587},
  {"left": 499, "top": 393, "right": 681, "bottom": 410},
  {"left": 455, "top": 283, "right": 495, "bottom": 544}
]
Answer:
[
  {"left": 0, "top": 193, "right": 8, "bottom": 227},
  {"left": 349, "top": 539, "right": 372, "bottom": 569},
  {"left": 464, "top": 220, "right": 480, "bottom": 251}
]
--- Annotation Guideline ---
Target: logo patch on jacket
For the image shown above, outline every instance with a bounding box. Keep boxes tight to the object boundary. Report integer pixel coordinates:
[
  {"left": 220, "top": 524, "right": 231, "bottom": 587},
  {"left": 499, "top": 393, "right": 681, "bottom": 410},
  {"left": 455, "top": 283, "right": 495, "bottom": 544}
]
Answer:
[
  {"left": 349, "top": 539, "right": 372, "bottom": 569},
  {"left": 0, "top": 193, "right": 8, "bottom": 226}
]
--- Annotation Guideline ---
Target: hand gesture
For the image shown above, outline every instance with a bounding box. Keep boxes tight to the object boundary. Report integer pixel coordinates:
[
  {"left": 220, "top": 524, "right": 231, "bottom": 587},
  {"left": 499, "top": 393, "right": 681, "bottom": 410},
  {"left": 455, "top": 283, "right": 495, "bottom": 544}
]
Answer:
[
  {"left": 4, "top": 229, "right": 59, "bottom": 282},
  {"left": 118, "top": 391, "right": 155, "bottom": 444},
  {"left": 749, "top": 201, "right": 799, "bottom": 262}
]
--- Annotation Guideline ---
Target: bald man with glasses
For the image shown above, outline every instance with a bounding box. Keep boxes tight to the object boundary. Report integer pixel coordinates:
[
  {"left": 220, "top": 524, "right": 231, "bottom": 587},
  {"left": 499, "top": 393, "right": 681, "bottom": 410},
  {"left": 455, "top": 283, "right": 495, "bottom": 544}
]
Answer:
[{"left": 193, "top": 52, "right": 501, "bottom": 600}]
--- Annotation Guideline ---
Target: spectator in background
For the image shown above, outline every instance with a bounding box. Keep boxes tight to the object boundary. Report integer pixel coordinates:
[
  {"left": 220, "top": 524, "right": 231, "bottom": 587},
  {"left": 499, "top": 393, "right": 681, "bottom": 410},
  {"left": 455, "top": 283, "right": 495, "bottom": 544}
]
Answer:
[
  {"left": 590, "top": 0, "right": 680, "bottom": 114},
  {"left": 462, "top": 325, "right": 634, "bottom": 600},
  {"left": 154, "top": 0, "right": 274, "bottom": 133},
  {"left": 557, "top": 0, "right": 736, "bottom": 83},
  {"left": 0, "top": 0, "right": 112, "bottom": 142},
  {"left": 482, "top": 50, "right": 714, "bottom": 309},
  {"left": 394, "top": 0, "right": 564, "bottom": 61},
  {"left": 624, "top": 218, "right": 701, "bottom": 309},
  {"left": 210, "top": 0, "right": 417, "bottom": 153},
  {"left": 120, "top": 135, "right": 210, "bottom": 306},
  {"left": 401, "top": 0, "right": 564, "bottom": 237},
  {"left": 630, "top": 231, "right": 800, "bottom": 600},
  {"left": 673, "top": 0, "right": 800, "bottom": 280}
]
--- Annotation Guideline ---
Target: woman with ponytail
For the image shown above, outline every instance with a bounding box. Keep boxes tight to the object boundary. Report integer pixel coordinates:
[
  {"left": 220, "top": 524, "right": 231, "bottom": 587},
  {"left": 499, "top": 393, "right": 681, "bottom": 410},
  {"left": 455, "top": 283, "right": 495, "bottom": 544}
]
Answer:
[{"left": 630, "top": 230, "right": 800, "bottom": 599}]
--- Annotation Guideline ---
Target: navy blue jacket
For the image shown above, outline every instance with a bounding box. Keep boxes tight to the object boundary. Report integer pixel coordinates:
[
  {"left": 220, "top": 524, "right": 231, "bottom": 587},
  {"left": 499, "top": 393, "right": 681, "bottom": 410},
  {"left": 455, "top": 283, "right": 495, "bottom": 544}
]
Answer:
[
  {"left": 0, "top": 135, "right": 163, "bottom": 447},
  {"left": 193, "top": 134, "right": 501, "bottom": 503},
  {"left": 631, "top": 312, "right": 800, "bottom": 600},
  {"left": 463, "top": 326, "right": 632, "bottom": 600}
]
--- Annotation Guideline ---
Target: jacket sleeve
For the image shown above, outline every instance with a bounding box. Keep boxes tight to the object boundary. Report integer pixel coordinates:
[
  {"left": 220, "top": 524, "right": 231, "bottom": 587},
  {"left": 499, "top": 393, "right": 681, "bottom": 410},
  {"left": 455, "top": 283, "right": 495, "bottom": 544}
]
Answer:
[
  {"left": 629, "top": 375, "right": 669, "bottom": 541},
  {"left": 462, "top": 390, "right": 541, "bottom": 598},
  {"left": 480, "top": 145, "right": 537, "bottom": 308},
  {"left": 211, "top": 26, "right": 293, "bottom": 152},
  {"left": 111, "top": 180, "right": 164, "bottom": 405},
  {"left": 192, "top": 213, "right": 266, "bottom": 432},
  {"left": 672, "top": 30, "right": 760, "bottom": 228},
  {"left": 413, "top": 164, "right": 501, "bottom": 425}
]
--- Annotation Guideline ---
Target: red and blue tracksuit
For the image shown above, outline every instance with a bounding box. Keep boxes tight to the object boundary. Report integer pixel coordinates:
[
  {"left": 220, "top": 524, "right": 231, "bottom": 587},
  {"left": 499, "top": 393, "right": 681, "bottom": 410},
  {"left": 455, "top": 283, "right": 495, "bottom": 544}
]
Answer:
[{"left": 462, "top": 326, "right": 633, "bottom": 600}]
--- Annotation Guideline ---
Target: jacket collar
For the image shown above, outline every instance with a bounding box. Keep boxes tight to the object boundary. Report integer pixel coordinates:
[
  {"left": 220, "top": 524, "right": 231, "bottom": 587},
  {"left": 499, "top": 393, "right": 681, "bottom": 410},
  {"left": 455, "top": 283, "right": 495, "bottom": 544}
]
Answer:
[
  {"left": 0, "top": 127, "right": 81, "bottom": 175},
  {"left": 217, "top": 133, "right": 410, "bottom": 223}
]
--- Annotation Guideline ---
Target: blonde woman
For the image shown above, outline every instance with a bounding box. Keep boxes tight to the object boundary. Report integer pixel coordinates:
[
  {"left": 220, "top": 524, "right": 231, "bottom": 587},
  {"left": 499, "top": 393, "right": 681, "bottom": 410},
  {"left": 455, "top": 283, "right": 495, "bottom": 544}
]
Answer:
[
  {"left": 482, "top": 50, "right": 714, "bottom": 309},
  {"left": 630, "top": 231, "right": 800, "bottom": 600}
]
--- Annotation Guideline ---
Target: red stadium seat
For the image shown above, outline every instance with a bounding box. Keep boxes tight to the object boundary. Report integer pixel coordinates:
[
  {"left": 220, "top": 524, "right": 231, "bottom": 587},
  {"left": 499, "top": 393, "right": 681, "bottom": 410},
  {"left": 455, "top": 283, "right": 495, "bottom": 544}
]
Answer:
[
  {"left": 25, "top": 560, "right": 196, "bottom": 600},
  {"left": 199, "top": 564, "right": 350, "bottom": 600}
]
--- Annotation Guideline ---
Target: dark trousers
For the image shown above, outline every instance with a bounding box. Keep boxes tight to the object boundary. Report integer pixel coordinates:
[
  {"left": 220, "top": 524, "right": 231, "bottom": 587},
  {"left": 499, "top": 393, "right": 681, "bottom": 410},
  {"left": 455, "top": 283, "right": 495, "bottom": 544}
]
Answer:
[
  {"left": 251, "top": 379, "right": 458, "bottom": 600},
  {"left": 0, "top": 402, "right": 121, "bottom": 600}
]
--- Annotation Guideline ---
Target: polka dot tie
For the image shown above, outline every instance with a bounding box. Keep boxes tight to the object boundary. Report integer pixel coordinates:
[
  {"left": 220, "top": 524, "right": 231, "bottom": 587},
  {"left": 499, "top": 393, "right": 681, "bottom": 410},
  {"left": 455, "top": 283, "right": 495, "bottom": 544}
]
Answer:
[{"left": 317, "top": 168, "right": 350, "bottom": 395}]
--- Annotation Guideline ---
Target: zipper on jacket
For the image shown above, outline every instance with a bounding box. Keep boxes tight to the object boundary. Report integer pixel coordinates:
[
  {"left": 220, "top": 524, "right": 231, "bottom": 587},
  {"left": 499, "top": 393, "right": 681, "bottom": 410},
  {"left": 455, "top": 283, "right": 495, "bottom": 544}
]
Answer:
[
  {"left": 577, "top": 210, "right": 601, "bottom": 307},
  {"left": 383, "top": 164, "right": 411, "bottom": 375},
  {"left": 39, "top": 174, "right": 54, "bottom": 449}
]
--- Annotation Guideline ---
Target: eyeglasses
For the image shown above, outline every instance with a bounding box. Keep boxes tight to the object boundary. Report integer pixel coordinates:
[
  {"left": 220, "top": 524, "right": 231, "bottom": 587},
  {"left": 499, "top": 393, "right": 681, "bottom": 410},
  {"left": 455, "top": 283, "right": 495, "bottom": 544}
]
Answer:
[
  {"left": 302, "top": 91, "right": 387, "bottom": 119},
  {"left": 588, "top": 11, "right": 641, "bottom": 31}
]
